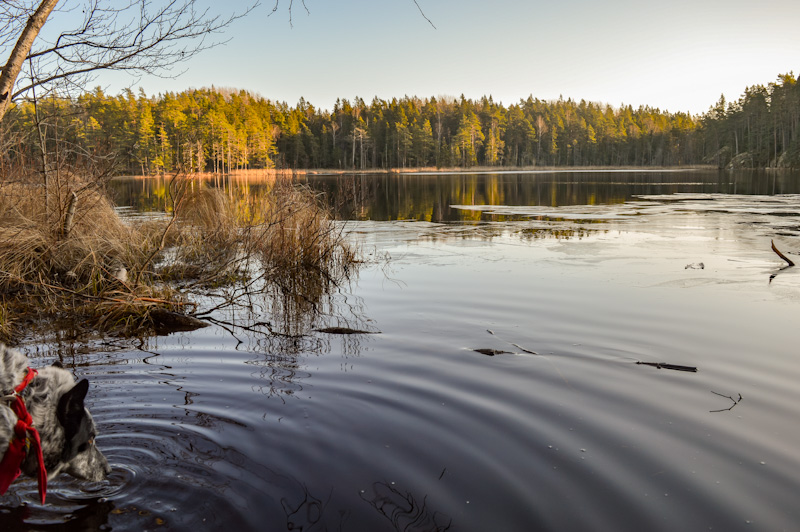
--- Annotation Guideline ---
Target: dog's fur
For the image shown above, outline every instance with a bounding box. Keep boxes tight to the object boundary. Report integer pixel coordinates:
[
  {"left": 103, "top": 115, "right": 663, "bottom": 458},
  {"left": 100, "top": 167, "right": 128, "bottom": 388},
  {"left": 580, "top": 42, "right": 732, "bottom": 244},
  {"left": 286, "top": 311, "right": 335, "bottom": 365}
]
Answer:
[{"left": 0, "top": 343, "right": 110, "bottom": 486}]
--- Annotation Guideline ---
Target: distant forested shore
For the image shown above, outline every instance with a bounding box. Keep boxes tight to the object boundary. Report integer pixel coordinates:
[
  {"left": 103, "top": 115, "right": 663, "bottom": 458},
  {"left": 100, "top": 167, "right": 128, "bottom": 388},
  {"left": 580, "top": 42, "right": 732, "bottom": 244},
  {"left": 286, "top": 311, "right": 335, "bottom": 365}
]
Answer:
[{"left": 3, "top": 73, "right": 798, "bottom": 175}]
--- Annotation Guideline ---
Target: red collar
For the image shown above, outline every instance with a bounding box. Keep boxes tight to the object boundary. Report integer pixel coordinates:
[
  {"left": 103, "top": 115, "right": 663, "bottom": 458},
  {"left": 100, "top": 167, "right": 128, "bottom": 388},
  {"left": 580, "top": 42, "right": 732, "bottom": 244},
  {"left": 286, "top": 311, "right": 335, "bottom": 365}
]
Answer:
[{"left": 0, "top": 367, "right": 47, "bottom": 504}]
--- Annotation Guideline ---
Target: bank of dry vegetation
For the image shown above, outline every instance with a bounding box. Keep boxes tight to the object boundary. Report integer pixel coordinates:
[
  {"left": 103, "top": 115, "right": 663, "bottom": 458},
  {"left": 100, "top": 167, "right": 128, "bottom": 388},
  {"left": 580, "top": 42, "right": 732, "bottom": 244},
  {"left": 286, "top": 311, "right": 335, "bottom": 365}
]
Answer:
[{"left": 0, "top": 172, "right": 356, "bottom": 343}]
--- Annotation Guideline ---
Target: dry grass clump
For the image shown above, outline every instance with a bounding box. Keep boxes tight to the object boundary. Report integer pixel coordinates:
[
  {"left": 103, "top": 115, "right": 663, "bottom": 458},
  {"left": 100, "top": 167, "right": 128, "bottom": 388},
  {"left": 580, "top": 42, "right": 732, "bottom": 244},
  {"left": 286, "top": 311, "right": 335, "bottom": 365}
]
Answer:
[
  {"left": 0, "top": 300, "right": 13, "bottom": 343},
  {"left": 250, "top": 180, "right": 357, "bottom": 290},
  {"left": 158, "top": 183, "right": 240, "bottom": 284},
  {"left": 0, "top": 173, "right": 358, "bottom": 341},
  {"left": 0, "top": 178, "right": 188, "bottom": 335},
  {"left": 246, "top": 181, "right": 359, "bottom": 336},
  {"left": 0, "top": 182, "right": 137, "bottom": 290},
  {"left": 161, "top": 178, "right": 356, "bottom": 291}
]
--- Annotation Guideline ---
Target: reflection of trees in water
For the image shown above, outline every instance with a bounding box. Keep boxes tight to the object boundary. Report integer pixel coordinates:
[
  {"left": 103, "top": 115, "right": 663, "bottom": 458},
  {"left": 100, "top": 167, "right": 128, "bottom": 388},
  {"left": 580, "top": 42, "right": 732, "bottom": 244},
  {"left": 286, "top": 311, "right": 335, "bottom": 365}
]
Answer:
[
  {"left": 245, "top": 350, "right": 309, "bottom": 401},
  {"left": 360, "top": 481, "right": 452, "bottom": 532},
  {"left": 110, "top": 171, "right": 800, "bottom": 226},
  {"left": 207, "top": 268, "right": 372, "bottom": 347},
  {"left": 299, "top": 171, "right": 760, "bottom": 223},
  {"left": 28, "top": 265, "right": 373, "bottom": 407},
  {"left": 199, "top": 273, "right": 373, "bottom": 401},
  {"left": 23, "top": 333, "right": 138, "bottom": 367}
]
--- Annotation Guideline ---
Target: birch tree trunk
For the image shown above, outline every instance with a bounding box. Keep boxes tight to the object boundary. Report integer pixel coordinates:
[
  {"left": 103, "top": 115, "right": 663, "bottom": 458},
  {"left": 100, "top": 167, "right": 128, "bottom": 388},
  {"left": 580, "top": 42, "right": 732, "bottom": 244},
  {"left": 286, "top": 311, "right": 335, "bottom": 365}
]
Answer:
[{"left": 0, "top": 0, "right": 59, "bottom": 123}]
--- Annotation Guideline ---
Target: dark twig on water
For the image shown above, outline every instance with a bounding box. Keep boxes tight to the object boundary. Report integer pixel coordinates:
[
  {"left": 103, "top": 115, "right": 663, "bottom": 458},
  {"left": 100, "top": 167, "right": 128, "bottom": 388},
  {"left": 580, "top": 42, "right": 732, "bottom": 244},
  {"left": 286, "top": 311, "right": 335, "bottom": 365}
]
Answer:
[
  {"left": 771, "top": 239, "right": 795, "bottom": 267},
  {"left": 484, "top": 330, "right": 570, "bottom": 387},
  {"left": 636, "top": 361, "right": 698, "bottom": 372},
  {"left": 206, "top": 316, "right": 305, "bottom": 339},
  {"left": 486, "top": 329, "right": 538, "bottom": 355},
  {"left": 511, "top": 343, "right": 538, "bottom": 355},
  {"left": 473, "top": 348, "right": 511, "bottom": 356},
  {"left": 315, "top": 327, "right": 378, "bottom": 335},
  {"left": 710, "top": 391, "right": 743, "bottom": 412},
  {"left": 769, "top": 240, "right": 795, "bottom": 284}
]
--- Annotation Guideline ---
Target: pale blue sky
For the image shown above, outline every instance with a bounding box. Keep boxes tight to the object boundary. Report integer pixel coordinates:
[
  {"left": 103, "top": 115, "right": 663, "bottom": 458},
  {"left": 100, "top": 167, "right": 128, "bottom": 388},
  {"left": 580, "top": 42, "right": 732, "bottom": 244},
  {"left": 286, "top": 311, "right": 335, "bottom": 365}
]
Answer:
[{"left": 92, "top": 0, "right": 800, "bottom": 115}]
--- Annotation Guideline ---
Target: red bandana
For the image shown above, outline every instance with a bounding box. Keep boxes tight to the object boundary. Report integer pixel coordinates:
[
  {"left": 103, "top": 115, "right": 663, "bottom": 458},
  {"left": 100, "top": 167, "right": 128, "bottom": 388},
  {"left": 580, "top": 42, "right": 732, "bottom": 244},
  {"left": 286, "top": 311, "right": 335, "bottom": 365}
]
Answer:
[{"left": 0, "top": 368, "right": 47, "bottom": 504}]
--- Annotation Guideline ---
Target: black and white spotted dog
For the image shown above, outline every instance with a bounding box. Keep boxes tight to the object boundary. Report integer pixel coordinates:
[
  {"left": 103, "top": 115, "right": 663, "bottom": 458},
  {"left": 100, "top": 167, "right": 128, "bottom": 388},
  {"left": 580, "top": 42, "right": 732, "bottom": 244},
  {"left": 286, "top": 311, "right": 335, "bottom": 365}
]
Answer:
[{"left": 0, "top": 343, "right": 110, "bottom": 501}]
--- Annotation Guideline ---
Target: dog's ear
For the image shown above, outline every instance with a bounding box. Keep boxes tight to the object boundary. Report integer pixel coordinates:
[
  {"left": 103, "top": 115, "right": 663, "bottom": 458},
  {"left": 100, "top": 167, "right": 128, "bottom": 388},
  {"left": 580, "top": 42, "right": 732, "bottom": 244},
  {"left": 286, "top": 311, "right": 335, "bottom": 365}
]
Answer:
[
  {"left": 52, "top": 360, "right": 64, "bottom": 368},
  {"left": 57, "top": 379, "right": 89, "bottom": 438}
]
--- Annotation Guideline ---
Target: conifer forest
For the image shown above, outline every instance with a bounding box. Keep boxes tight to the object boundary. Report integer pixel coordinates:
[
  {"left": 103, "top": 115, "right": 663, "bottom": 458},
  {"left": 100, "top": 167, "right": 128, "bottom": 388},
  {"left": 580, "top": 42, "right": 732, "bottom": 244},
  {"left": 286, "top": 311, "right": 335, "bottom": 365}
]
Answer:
[{"left": 2, "top": 73, "right": 798, "bottom": 175}]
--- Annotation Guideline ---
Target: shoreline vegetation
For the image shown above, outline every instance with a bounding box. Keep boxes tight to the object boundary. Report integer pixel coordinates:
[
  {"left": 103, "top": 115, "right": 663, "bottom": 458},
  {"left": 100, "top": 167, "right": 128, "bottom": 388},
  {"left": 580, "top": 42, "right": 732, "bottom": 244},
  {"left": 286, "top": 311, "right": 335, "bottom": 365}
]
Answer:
[
  {"left": 0, "top": 170, "right": 357, "bottom": 345},
  {"left": 121, "top": 164, "right": 722, "bottom": 181}
]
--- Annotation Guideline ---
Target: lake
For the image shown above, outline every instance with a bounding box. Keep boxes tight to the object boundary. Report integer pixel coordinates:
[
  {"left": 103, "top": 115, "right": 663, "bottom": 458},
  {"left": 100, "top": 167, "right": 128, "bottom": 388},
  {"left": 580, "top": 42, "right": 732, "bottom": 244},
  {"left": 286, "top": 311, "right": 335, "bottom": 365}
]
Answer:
[{"left": 3, "top": 169, "right": 800, "bottom": 531}]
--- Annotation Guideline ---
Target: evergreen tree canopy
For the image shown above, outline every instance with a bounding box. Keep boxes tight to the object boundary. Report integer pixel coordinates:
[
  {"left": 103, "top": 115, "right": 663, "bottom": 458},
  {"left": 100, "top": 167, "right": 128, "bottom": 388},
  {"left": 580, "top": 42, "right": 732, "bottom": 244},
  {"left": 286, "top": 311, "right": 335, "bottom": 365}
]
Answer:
[{"left": 3, "top": 72, "right": 798, "bottom": 174}]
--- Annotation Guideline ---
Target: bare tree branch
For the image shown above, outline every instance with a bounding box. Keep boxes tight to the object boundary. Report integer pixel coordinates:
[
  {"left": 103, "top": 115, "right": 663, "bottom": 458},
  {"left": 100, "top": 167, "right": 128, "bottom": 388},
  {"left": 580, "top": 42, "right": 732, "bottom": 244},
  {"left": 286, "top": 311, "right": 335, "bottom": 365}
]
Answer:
[
  {"left": 268, "top": 0, "right": 434, "bottom": 29},
  {"left": 0, "top": 0, "right": 259, "bottom": 123},
  {"left": 269, "top": 0, "right": 309, "bottom": 28},
  {"left": 412, "top": 0, "right": 436, "bottom": 29}
]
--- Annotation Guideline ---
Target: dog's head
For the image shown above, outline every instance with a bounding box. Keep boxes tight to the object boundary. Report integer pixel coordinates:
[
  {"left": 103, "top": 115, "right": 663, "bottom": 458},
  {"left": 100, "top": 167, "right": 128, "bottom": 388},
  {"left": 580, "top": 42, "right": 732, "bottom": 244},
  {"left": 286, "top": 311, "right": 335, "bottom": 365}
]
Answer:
[
  {"left": 1, "top": 344, "right": 111, "bottom": 487},
  {"left": 52, "top": 377, "right": 110, "bottom": 481}
]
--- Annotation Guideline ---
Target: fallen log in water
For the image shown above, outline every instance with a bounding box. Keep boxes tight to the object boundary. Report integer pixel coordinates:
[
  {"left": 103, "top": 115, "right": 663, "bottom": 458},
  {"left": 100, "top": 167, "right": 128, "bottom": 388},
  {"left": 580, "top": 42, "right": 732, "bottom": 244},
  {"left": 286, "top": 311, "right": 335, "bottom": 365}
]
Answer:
[
  {"left": 150, "top": 309, "right": 210, "bottom": 334},
  {"left": 636, "top": 361, "right": 697, "bottom": 372}
]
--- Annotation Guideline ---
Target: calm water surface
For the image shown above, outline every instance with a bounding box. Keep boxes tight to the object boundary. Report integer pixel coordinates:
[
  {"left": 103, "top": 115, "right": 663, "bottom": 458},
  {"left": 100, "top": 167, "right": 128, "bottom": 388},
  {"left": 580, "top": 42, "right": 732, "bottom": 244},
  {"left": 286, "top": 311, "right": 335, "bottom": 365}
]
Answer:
[{"left": 3, "top": 170, "right": 800, "bottom": 531}]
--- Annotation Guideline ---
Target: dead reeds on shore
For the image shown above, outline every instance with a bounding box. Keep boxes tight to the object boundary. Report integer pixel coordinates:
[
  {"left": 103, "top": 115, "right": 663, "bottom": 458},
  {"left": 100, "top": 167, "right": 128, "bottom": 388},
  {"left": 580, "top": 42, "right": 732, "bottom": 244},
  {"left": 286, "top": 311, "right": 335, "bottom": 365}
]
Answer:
[{"left": 0, "top": 172, "right": 357, "bottom": 342}]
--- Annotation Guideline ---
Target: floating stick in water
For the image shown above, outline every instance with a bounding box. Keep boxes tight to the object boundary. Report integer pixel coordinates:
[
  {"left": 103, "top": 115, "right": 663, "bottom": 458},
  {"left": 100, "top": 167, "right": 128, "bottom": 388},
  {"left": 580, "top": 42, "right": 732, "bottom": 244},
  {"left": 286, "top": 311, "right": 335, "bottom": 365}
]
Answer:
[
  {"left": 315, "top": 327, "right": 378, "bottom": 335},
  {"left": 636, "top": 361, "right": 697, "bottom": 372},
  {"left": 473, "top": 348, "right": 512, "bottom": 356},
  {"left": 771, "top": 239, "right": 795, "bottom": 267},
  {"left": 486, "top": 329, "right": 538, "bottom": 355}
]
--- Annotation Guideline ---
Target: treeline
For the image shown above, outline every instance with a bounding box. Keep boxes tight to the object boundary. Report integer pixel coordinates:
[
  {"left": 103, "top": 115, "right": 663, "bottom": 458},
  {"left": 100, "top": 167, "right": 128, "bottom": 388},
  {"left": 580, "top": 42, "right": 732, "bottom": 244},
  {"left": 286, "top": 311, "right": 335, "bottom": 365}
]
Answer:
[
  {"left": 2, "top": 72, "right": 798, "bottom": 174},
  {"left": 703, "top": 73, "right": 800, "bottom": 168}
]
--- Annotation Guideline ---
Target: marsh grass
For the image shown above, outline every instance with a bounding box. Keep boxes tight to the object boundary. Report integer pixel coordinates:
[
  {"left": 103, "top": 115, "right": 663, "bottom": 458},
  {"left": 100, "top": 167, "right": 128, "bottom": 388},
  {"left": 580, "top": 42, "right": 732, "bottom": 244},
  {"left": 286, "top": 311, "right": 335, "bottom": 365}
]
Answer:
[
  {"left": 0, "top": 299, "right": 12, "bottom": 342},
  {"left": 0, "top": 173, "right": 357, "bottom": 340}
]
